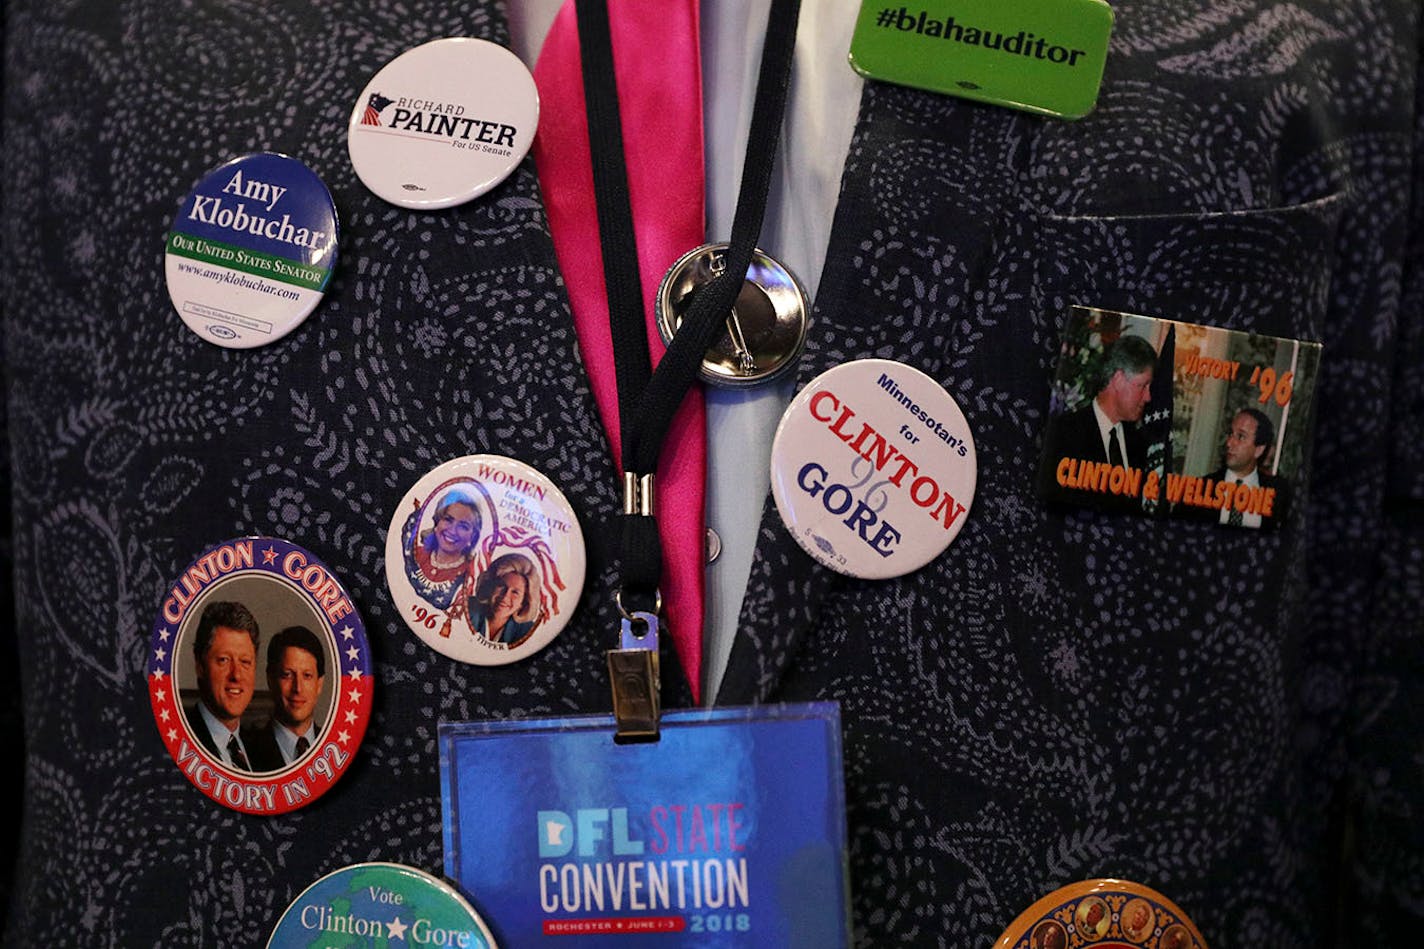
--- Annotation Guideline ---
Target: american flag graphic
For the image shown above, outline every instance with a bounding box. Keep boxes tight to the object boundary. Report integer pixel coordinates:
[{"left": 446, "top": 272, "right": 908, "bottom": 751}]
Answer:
[{"left": 362, "top": 92, "right": 394, "bottom": 126}]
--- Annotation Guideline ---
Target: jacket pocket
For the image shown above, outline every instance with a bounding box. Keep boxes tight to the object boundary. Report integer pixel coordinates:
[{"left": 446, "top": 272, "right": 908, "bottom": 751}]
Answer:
[
  {"left": 1035, "top": 192, "right": 1345, "bottom": 344},
  {"left": 1033, "top": 194, "right": 1346, "bottom": 529}
]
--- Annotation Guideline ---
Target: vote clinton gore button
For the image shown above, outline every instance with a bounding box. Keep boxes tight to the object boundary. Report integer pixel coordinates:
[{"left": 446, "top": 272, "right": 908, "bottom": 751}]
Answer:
[
  {"left": 992, "top": 878, "right": 1209, "bottom": 949},
  {"left": 269, "top": 862, "right": 497, "bottom": 949},
  {"left": 348, "top": 37, "right": 539, "bottom": 209},
  {"left": 148, "top": 537, "right": 372, "bottom": 814},
  {"left": 771, "top": 359, "right": 976, "bottom": 579},
  {"left": 385, "top": 455, "right": 586, "bottom": 666},
  {"left": 164, "top": 152, "right": 338, "bottom": 348}
]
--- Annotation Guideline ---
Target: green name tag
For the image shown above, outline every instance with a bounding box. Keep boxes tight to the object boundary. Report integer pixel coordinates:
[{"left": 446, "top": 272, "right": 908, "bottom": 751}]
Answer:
[{"left": 848, "top": 0, "right": 1114, "bottom": 120}]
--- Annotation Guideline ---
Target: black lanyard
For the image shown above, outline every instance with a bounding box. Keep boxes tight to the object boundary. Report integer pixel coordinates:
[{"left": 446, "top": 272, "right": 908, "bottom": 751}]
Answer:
[{"left": 574, "top": 0, "right": 802, "bottom": 735}]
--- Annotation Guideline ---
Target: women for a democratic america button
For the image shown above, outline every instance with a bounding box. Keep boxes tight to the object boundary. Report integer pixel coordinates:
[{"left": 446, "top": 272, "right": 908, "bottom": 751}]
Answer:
[
  {"left": 164, "top": 152, "right": 338, "bottom": 347},
  {"left": 992, "top": 878, "right": 1209, "bottom": 949},
  {"left": 147, "top": 537, "right": 371, "bottom": 814},
  {"left": 348, "top": 37, "right": 539, "bottom": 209},
  {"left": 770, "top": 359, "right": 976, "bottom": 579},
  {"left": 385, "top": 455, "right": 586, "bottom": 666},
  {"left": 269, "top": 862, "right": 497, "bottom": 949}
]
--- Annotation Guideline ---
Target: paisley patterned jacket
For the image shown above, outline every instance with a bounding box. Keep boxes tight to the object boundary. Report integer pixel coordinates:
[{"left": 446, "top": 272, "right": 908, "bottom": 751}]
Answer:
[{"left": 2, "top": 1, "right": 1421, "bottom": 945}]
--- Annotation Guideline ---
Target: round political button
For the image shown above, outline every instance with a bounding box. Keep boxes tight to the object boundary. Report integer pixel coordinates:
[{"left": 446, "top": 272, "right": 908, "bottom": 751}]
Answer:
[
  {"left": 147, "top": 537, "right": 372, "bottom": 814},
  {"left": 164, "top": 152, "right": 339, "bottom": 348},
  {"left": 385, "top": 455, "right": 586, "bottom": 665},
  {"left": 770, "top": 359, "right": 976, "bottom": 579},
  {"left": 348, "top": 37, "right": 539, "bottom": 209},
  {"left": 269, "top": 862, "right": 498, "bottom": 949},
  {"left": 992, "top": 879, "right": 1209, "bottom": 949},
  {"left": 655, "top": 243, "right": 810, "bottom": 387}
]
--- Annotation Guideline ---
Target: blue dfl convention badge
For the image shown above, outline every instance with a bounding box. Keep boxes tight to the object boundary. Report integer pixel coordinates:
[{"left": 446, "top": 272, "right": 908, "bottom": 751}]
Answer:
[{"left": 439, "top": 704, "right": 850, "bottom": 946}]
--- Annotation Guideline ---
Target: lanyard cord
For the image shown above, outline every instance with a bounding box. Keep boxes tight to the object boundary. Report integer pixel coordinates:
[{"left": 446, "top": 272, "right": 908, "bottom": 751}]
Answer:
[
  {"left": 573, "top": 0, "right": 654, "bottom": 460},
  {"left": 574, "top": 0, "right": 803, "bottom": 612}
]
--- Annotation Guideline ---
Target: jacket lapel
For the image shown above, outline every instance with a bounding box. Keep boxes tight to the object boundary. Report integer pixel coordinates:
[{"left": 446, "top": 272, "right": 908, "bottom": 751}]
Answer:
[{"left": 718, "top": 84, "right": 1036, "bottom": 703}]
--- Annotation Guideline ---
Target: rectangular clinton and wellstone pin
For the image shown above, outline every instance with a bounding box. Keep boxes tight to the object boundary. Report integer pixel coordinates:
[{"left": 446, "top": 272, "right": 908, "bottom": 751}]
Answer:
[{"left": 1038, "top": 305, "right": 1323, "bottom": 530}]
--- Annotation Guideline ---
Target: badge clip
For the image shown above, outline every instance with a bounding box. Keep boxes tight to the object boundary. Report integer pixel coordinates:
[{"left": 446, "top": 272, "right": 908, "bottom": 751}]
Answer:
[{"left": 608, "top": 597, "right": 661, "bottom": 743}]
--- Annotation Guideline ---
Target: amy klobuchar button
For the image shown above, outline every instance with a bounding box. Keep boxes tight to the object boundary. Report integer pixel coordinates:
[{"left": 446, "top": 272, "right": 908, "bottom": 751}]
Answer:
[
  {"left": 147, "top": 537, "right": 372, "bottom": 814},
  {"left": 385, "top": 455, "right": 586, "bottom": 666},
  {"left": 771, "top": 359, "right": 977, "bottom": 580},
  {"left": 164, "top": 152, "right": 338, "bottom": 348},
  {"left": 348, "top": 37, "right": 539, "bottom": 209},
  {"left": 268, "top": 862, "right": 497, "bottom": 949}
]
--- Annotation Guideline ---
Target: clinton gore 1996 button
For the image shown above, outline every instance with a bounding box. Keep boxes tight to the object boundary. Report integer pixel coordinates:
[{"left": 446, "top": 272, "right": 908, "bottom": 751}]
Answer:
[
  {"left": 148, "top": 537, "right": 371, "bottom": 814},
  {"left": 348, "top": 37, "right": 539, "bottom": 209},
  {"left": 385, "top": 455, "right": 586, "bottom": 666},
  {"left": 771, "top": 359, "right": 977, "bottom": 579},
  {"left": 268, "top": 862, "right": 497, "bottom": 949},
  {"left": 164, "top": 152, "right": 338, "bottom": 348}
]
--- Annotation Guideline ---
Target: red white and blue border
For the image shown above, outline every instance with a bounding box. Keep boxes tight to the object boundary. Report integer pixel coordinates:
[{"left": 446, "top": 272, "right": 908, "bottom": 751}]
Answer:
[{"left": 147, "top": 536, "right": 372, "bottom": 815}]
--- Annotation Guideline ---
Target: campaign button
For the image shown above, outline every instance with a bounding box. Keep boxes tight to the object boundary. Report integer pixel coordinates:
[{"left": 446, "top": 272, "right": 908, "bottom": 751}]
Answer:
[
  {"left": 164, "top": 152, "right": 339, "bottom": 348},
  {"left": 992, "top": 879, "right": 1209, "bottom": 949},
  {"left": 348, "top": 37, "right": 539, "bottom": 209},
  {"left": 847, "top": 0, "right": 1113, "bottom": 120},
  {"left": 655, "top": 243, "right": 809, "bottom": 387},
  {"left": 147, "top": 537, "right": 371, "bottom": 814},
  {"left": 269, "top": 862, "right": 497, "bottom": 949},
  {"left": 770, "top": 359, "right": 976, "bottom": 579},
  {"left": 385, "top": 455, "right": 586, "bottom": 665}
]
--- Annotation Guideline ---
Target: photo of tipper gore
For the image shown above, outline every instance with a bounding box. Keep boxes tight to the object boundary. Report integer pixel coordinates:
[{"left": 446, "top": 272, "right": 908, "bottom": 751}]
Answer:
[
  {"left": 397, "top": 479, "right": 558, "bottom": 645},
  {"left": 1038, "top": 305, "right": 1321, "bottom": 528},
  {"left": 177, "top": 576, "right": 335, "bottom": 775}
]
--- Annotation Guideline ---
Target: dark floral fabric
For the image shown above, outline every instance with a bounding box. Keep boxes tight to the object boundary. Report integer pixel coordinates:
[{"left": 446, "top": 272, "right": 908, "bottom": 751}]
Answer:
[{"left": 2, "top": 1, "right": 1421, "bottom": 947}]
